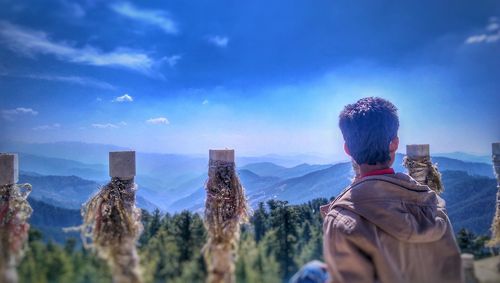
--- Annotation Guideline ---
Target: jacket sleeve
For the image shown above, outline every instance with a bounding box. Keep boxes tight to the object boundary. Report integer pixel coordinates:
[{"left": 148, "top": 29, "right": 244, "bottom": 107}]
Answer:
[{"left": 323, "top": 210, "right": 375, "bottom": 283}]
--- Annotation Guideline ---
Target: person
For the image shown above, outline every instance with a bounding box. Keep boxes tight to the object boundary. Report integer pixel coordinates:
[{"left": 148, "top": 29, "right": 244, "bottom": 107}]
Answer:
[
  {"left": 321, "top": 97, "right": 463, "bottom": 283},
  {"left": 289, "top": 260, "right": 330, "bottom": 283}
]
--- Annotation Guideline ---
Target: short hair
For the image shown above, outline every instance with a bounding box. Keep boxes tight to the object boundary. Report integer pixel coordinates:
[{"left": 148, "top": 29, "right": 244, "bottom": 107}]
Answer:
[{"left": 339, "top": 97, "right": 399, "bottom": 165}]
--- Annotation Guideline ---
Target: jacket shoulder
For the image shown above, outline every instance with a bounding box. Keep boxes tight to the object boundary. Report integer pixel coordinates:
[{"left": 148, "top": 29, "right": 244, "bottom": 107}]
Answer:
[{"left": 324, "top": 207, "right": 362, "bottom": 235}]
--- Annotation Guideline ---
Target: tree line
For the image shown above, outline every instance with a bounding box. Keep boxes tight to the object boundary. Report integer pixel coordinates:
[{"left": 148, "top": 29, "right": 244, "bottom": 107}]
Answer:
[{"left": 18, "top": 198, "right": 494, "bottom": 283}]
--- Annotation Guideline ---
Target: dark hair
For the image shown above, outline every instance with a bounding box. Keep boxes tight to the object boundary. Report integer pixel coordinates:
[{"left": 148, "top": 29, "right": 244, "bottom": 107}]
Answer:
[{"left": 339, "top": 97, "right": 399, "bottom": 165}]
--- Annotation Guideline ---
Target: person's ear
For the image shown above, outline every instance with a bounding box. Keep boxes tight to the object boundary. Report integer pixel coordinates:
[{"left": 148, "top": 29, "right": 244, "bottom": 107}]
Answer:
[
  {"left": 389, "top": 136, "right": 399, "bottom": 152},
  {"left": 344, "top": 142, "right": 351, "bottom": 156}
]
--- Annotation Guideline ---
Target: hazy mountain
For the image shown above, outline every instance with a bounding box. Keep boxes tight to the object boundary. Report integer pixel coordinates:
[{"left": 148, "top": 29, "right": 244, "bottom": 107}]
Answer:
[
  {"left": 19, "top": 174, "right": 159, "bottom": 212},
  {"left": 18, "top": 153, "right": 108, "bottom": 181},
  {"left": 440, "top": 171, "right": 497, "bottom": 235},
  {"left": 257, "top": 162, "right": 352, "bottom": 204},
  {"left": 28, "top": 198, "right": 81, "bottom": 243},
  {"left": 14, "top": 152, "right": 185, "bottom": 197},
  {"left": 392, "top": 154, "right": 494, "bottom": 179},
  {"left": 168, "top": 169, "right": 283, "bottom": 212},
  {"left": 0, "top": 141, "right": 126, "bottom": 164},
  {"left": 0, "top": 141, "right": 207, "bottom": 190},
  {"left": 241, "top": 162, "right": 332, "bottom": 179},
  {"left": 240, "top": 162, "right": 286, "bottom": 177},
  {"left": 237, "top": 154, "right": 341, "bottom": 167},
  {"left": 435, "top": 152, "right": 492, "bottom": 165},
  {"left": 5, "top": 140, "right": 497, "bottom": 233},
  {"left": 1, "top": 141, "right": 340, "bottom": 190},
  {"left": 165, "top": 173, "right": 207, "bottom": 206}
]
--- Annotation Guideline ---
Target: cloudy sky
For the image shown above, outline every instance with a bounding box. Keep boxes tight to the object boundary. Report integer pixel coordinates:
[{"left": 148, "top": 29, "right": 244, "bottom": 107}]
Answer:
[{"left": 0, "top": 0, "right": 499, "bottom": 158}]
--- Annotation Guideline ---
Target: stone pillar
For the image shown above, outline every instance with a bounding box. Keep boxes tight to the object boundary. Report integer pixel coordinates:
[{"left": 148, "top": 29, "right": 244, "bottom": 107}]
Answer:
[
  {"left": 204, "top": 149, "right": 247, "bottom": 283},
  {"left": 404, "top": 144, "right": 444, "bottom": 193},
  {"left": 406, "top": 144, "right": 430, "bottom": 186},
  {"left": 493, "top": 142, "right": 500, "bottom": 188},
  {"left": 490, "top": 143, "right": 500, "bottom": 245},
  {"left": 461, "top": 253, "right": 479, "bottom": 283},
  {"left": 109, "top": 151, "right": 136, "bottom": 181},
  {"left": 406, "top": 144, "right": 430, "bottom": 160},
  {"left": 0, "top": 153, "right": 18, "bottom": 185},
  {"left": 0, "top": 154, "right": 21, "bottom": 283},
  {"left": 490, "top": 143, "right": 500, "bottom": 272},
  {"left": 209, "top": 149, "right": 235, "bottom": 163},
  {"left": 82, "top": 151, "right": 142, "bottom": 283}
]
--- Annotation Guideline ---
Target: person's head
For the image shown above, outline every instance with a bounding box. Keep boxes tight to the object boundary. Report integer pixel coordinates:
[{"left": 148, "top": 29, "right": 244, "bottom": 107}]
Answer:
[{"left": 339, "top": 97, "right": 399, "bottom": 167}]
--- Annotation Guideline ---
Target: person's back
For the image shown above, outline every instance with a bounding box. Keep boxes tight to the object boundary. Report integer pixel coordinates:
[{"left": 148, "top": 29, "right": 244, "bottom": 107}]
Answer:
[{"left": 322, "top": 97, "right": 463, "bottom": 283}]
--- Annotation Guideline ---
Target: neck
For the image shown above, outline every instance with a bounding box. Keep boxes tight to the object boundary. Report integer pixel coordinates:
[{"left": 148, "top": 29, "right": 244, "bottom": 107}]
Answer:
[{"left": 358, "top": 163, "right": 391, "bottom": 177}]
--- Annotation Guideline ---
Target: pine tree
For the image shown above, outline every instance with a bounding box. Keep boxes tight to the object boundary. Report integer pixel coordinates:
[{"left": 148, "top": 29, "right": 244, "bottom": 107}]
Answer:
[
  {"left": 252, "top": 202, "right": 268, "bottom": 243},
  {"left": 266, "top": 200, "right": 299, "bottom": 281}
]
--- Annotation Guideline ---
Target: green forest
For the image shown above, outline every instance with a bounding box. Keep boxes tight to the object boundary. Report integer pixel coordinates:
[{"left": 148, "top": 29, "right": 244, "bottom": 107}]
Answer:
[{"left": 18, "top": 198, "right": 494, "bottom": 283}]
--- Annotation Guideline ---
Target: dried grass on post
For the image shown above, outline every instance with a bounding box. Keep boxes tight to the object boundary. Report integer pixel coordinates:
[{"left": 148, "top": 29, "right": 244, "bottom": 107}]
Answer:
[
  {"left": 203, "top": 159, "right": 248, "bottom": 283},
  {"left": 489, "top": 152, "right": 500, "bottom": 246},
  {"left": 81, "top": 177, "right": 143, "bottom": 283},
  {"left": 0, "top": 183, "right": 32, "bottom": 283},
  {"left": 351, "top": 159, "right": 361, "bottom": 183},
  {"left": 403, "top": 156, "right": 444, "bottom": 194}
]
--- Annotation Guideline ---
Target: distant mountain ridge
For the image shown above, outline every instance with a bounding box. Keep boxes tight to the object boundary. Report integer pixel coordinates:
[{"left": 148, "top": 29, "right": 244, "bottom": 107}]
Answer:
[
  {"left": 28, "top": 198, "right": 81, "bottom": 243},
  {"left": 19, "top": 174, "right": 159, "bottom": 212},
  {"left": 434, "top": 152, "right": 492, "bottom": 165},
  {"left": 3, "top": 140, "right": 497, "bottom": 236},
  {"left": 18, "top": 153, "right": 107, "bottom": 181},
  {"left": 240, "top": 162, "right": 332, "bottom": 179}
]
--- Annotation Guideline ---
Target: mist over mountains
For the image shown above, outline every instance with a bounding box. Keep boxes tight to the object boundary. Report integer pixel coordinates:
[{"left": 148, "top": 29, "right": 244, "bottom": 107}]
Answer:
[{"left": 1, "top": 141, "right": 497, "bottom": 241}]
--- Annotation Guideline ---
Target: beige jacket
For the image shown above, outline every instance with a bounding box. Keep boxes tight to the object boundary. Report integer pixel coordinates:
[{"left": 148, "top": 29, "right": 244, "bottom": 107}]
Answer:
[{"left": 321, "top": 173, "right": 463, "bottom": 283}]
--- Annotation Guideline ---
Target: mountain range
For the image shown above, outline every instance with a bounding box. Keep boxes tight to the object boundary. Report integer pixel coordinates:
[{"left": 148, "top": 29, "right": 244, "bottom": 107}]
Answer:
[
  {"left": 19, "top": 173, "right": 158, "bottom": 211},
  {"left": 1, "top": 141, "right": 497, "bottom": 240}
]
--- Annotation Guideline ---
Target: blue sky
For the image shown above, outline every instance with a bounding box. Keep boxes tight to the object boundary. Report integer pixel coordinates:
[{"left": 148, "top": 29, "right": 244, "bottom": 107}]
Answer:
[{"left": 0, "top": 0, "right": 499, "bottom": 158}]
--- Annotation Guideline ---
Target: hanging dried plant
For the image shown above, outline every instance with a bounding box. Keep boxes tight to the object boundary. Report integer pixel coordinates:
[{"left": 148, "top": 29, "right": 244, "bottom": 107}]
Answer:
[
  {"left": 403, "top": 156, "right": 444, "bottom": 194},
  {"left": 351, "top": 159, "right": 361, "bottom": 183},
  {"left": 81, "top": 177, "right": 143, "bottom": 283},
  {"left": 203, "top": 159, "right": 248, "bottom": 283},
  {"left": 489, "top": 152, "right": 500, "bottom": 246},
  {"left": 0, "top": 183, "right": 32, "bottom": 283}
]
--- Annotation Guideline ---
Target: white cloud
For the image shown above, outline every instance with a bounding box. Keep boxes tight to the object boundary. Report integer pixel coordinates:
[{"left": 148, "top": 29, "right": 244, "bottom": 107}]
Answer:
[
  {"left": 487, "top": 22, "right": 499, "bottom": 31},
  {"left": 207, "top": 35, "right": 229, "bottom": 48},
  {"left": 162, "top": 54, "right": 182, "bottom": 67},
  {"left": 113, "top": 94, "right": 134, "bottom": 102},
  {"left": 92, "top": 123, "right": 119, "bottom": 129},
  {"left": 1, "top": 107, "right": 38, "bottom": 120},
  {"left": 146, "top": 117, "right": 169, "bottom": 125},
  {"left": 111, "top": 2, "right": 178, "bottom": 35},
  {"left": 465, "top": 17, "right": 500, "bottom": 44},
  {"left": 15, "top": 74, "right": 115, "bottom": 90},
  {"left": 60, "top": 0, "right": 86, "bottom": 18},
  {"left": 202, "top": 99, "right": 209, "bottom": 105},
  {"left": 91, "top": 121, "right": 127, "bottom": 129},
  {"left": 0, "top": 21, "right": 156, "bottom": 73},
  {"left": 33, "top": 123, "right": 61, "bottom": 130},
  {"left": 466, "top": 32, "right": 500, "bottom": 44}
]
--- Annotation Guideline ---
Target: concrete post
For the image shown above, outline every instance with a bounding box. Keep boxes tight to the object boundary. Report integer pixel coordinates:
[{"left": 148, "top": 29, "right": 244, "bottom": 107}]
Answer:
[
  {"left": 491, "top": 143, "right": 500, "bottom": 271},
  {"left": 493, "top": 142, "right": 500, "bottom": 183},
  {"left": 405, "top": 144, "right": 443, "bottom": 193},
  {"left": 109, "top": 151, "right": 136, "bottom": 180},
  {"left": 82, "top": 150, "right": 141, "bottom": 283},
  {"left": 406, "top": 144, "right": 430, "bottom": 160},
  {"left": 209, "top": 149, "right": 235, "bottom": 163},
  {"left": 0, "top": 154, "right": 20, "bottom": 283},
  {"left": 351, "top": 160, "right": 361, "bottom": 181},
  {"left": 405, "top": 144, "right": 430, "bottom": 186},
  {"left": 0, "top": 154, "right": 18, "bottom": 186},
  {"left": 205, "top": 149, "right": 246, "bottom": 283},
  {"left": 461, "top": 253, "right": 479, "bottom": 283}
]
